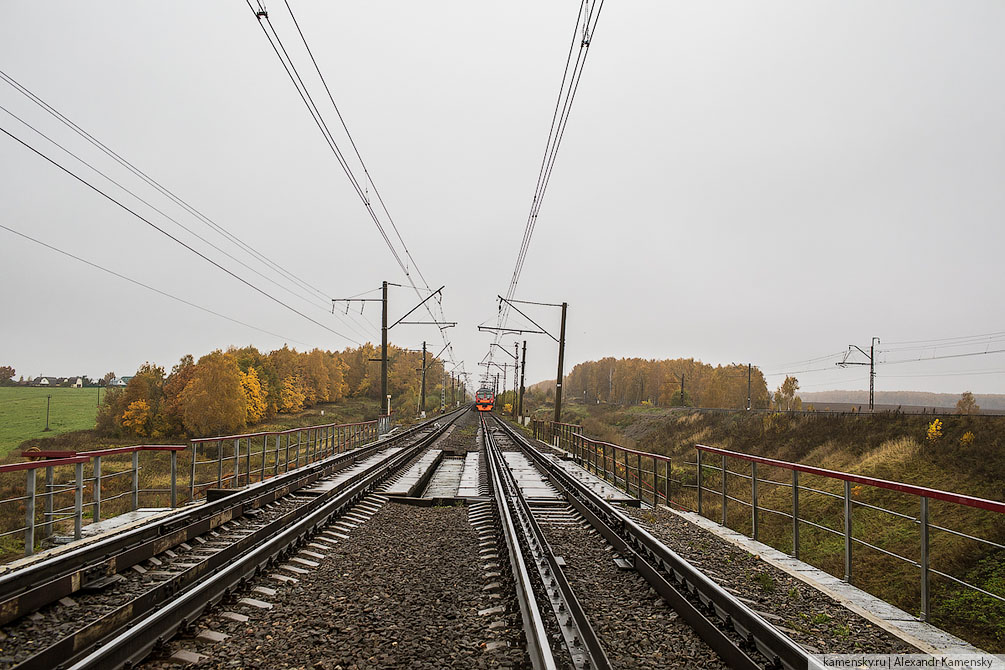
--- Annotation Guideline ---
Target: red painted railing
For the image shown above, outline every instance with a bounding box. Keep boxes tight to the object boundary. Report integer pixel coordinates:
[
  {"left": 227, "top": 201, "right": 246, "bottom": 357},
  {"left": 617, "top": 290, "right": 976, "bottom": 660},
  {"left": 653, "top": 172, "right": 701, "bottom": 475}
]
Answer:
[
  {"left": 534, "top": 419, "right": 1005, "bottom": 622},
  {"left": 1, "top": 416, "right": 394, "bottom": 561}
]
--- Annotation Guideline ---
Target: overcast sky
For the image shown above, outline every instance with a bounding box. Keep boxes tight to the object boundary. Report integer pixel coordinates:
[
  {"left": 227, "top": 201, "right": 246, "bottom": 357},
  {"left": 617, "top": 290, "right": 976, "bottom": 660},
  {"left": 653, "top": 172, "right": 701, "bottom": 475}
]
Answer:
[{"left": 2, "top": 1, "right": 1004, "bottom": 397}]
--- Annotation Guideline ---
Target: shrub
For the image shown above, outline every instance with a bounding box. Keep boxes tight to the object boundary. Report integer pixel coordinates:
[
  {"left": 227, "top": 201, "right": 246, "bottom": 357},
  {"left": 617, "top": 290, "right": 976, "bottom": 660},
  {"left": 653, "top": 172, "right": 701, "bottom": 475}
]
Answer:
[
  {"left": 960, "top": 431, "right": 975, "bottom": 447},
  {"left": 926, "top": 419, "right": 943, "bottom": 443}
]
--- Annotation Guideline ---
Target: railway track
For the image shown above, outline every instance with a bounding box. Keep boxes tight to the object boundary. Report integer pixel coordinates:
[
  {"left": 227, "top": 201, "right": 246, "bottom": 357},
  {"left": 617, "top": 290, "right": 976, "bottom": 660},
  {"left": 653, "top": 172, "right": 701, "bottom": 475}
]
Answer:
[
  {"left": 483, "top": 413, "right": 811, "bottom": 670},
  {"left": 0, "top": 407, "right": 851, "bottom": 669},
  {"left": 0, "top": 410, "right": 465, "bottom": 670}
]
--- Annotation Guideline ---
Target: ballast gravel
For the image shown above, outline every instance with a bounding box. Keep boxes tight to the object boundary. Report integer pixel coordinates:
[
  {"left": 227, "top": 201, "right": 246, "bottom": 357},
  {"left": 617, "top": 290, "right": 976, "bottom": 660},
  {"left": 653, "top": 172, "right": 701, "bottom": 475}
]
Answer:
[
  {"left": 542, "top": 520, "right": 730, "bottom": 670},
  {"left": 144, "top": 501, "right": 527, "bottom": 669},
  {"left": 623, "top": 505, "right": 918, "bottom": 655}
]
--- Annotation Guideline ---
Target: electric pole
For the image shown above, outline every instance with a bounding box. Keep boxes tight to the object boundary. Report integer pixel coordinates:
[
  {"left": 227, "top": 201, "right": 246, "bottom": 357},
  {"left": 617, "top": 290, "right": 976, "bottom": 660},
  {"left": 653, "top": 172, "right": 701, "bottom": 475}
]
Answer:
[
  {"left": 747, "top": 363, "right": 752, "bottom": 411},
  {"left": 837, "top": 337, "right": 880, "bottom": 411},
  {"left": 513, "top": 341, "right": 520, "bottom": 419},
  {"left": 381, "top": 281, "right": 388, "bottom": 415},
  {"left": 519, "top": 340, "right": 527, "bottom": 420},
  {"left": 554, "top": 301, "right": 567, "bottom": 423},
  {"left": 334, "top": 282, "right": 453, "bottom": 419},
  {"left": 420, "top": 341, "right": 427, "bottom": 417}
]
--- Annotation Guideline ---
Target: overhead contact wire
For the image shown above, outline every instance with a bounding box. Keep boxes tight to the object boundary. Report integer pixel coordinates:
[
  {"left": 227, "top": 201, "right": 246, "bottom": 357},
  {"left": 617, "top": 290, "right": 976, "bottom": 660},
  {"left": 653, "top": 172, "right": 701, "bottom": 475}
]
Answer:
[{"left": 0, "top": 126, "right": 360, "bottom": 344}]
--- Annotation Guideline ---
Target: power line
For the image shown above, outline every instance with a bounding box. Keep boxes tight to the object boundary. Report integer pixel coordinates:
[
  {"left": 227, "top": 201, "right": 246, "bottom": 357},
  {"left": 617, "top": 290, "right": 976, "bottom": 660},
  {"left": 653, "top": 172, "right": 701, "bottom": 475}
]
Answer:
[
  {"left": 1, "top": 223, "right": 307, "bottom": 346},
  {"left": 0, "top": 125, "right": 360, "bottom": 345},
  {"left": 0, "top": 68, "right": 336, "bottom": 307},
  {"left": 0, "top": 100, "right": 374, "bottom": 347},
  {"left": 504, "top": 0, "right": 604, "bottom": 307},
  {"left": 281, "top": 0, "right": 431, "bottom": 293},
  {"left": 881, "top": 348, "right": 1005, "bottom": 365},
  {"left": 490, "top": 0, "right": 605, "bottom": 371},
  {"left": 245, "top": 1, "right": 409, "bottom": 277},
  {"left": 0, "top": 103, "right": 337, "bottom": 316},
  {"left": 882, "top": 330, "right": 1005, "bottom": 348},
  {"left": 247, "top": 2, "right": 459, "bottom": 370}
]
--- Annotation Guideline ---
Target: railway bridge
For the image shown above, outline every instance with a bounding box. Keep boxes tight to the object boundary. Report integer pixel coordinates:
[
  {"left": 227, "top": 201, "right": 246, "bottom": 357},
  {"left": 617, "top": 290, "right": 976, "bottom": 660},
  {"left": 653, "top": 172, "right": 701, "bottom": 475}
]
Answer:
[{"left": 0, "top": 407, "right": 1000, "bottom": 670}]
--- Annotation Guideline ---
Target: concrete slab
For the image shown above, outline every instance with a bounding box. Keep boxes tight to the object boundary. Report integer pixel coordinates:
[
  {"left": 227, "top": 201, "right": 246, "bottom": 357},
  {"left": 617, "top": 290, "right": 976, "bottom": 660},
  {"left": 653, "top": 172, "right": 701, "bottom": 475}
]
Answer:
[
  {"left": 423, "top": 457, "right": 466, "bottom": 497},
  {"left": 384, "top": 450, "right": 443, "bottom": 496},
  {"left": 301, "top": 447, "right": 404, "bottom": 495},
  {"left": 502, "top": 452, "right": 561, "bottom": 500},
  {"left": 457, "top": 452, "right": 483, "bottom": 498}
]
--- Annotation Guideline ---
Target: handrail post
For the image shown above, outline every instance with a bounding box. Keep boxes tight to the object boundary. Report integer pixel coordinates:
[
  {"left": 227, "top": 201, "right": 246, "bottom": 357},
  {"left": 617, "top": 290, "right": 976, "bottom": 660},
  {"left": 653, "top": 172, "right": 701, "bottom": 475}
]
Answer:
[
  {"left": 751, "top": 462, "right": 759, "bottom": 541},
  {"left": 217, "top": 440, "right": 223, "bottom": 488},
  {"left": 25, "top": 469, "right": 36, "bottom": 557},
  {"left": 637, "top": 452, "right": 643, "bottom": 500},
  {"left": 285, "top": 433, "right": 291, "bottom": 471},
  {"left": 262, "top": 434, "right": 268, "bottom": 481},
  {"left": 133, "top": 451, "right": 140, "bottom": 510},
  {"left": 74, "top": 462, "right": 83, "bottom": 540},
  {"left": 274, "top": 434, "right": 281, "bottom": 476},
  {"left": 844, "top": 480, "right": 853, "bottom": 582},
  {"left": 245, "top": 435, "right": 252, "bottom": 485},
  {"left": 792, "top": 470, "right": 800, "bottom": 558},
  {"left": 93, "top": 456, "right": 102, "bottom": 522},
  {"left": 920, "top": 496, "right": 930, "bottom": 621},
  {"left": 233, "top": 438, "right": 240, "bottom": 487},
  {"left": 697, "top": 450, "right": 703, "bottom": 516},
  {"left": 721, "top": 454, "right": 728, "bottom": 526},
  {"left": 664, "top": 457, "right": 670, "bottom": 506},
  {"left": 43, "top": 465, "right": 54, "bottom": 539},
  {"left": 170, "top": 450, "right": 178, "bottom": 508},
  {"left": 188, "top": 442, "right": 196, "bottom": 504}
]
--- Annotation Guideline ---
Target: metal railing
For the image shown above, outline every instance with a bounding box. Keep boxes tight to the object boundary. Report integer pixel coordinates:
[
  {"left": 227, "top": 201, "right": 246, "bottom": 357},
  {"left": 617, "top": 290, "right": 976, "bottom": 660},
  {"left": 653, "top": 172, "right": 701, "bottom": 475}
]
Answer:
[
  {"left": 533, "top": 419, "right": 1005, "bottom": 622},
  {"left": 188, "top": 419, "right": 381, "bottom": 499},
  {"left": 0, "top": 446, "right": 186, "bottom": 557},
  {"left": 693, "top": 444, "right": 1005, "bottom": 622},
  {"left": 1, "top": 415, "right": 394, "bottom": 560}
]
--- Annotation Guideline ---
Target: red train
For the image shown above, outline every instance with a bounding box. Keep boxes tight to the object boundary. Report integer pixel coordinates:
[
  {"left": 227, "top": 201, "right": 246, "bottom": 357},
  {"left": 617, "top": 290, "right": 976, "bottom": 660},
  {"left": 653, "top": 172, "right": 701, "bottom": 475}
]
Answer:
[{"left": 474, "top": 388, "right": 495, "bottom": 412}]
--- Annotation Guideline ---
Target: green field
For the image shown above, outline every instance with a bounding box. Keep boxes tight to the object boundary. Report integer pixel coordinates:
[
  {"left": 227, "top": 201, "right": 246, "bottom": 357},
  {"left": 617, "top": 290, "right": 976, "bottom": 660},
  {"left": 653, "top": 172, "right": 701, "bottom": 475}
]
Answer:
[{"left": 0, "top": 387, "right": 103, "bottom": 457}]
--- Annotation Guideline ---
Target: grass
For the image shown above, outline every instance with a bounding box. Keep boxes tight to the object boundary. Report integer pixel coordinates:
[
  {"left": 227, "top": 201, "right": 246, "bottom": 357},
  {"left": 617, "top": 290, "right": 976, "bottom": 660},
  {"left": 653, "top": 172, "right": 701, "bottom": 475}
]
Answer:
[
  {"left": 0, "top": 387, "right": 105, "bottom": 457},
  {"left": 562, "top": 403, "right": 1005, "bottom": 652}
]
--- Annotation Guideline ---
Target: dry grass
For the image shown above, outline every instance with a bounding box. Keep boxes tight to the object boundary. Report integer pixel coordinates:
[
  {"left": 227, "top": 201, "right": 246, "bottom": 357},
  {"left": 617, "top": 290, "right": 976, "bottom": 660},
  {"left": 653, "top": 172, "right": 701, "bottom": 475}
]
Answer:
[{"left": 572, "top": 405, "right": 1005, "bottom": 651}]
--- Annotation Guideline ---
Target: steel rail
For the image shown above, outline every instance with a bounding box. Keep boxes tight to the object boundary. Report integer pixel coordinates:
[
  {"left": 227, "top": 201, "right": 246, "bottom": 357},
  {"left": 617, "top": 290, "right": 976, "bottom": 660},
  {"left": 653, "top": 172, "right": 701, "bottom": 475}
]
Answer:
[
  {"left": 481, "top": 416, "right": 558, "bottom": 670},
  {"left": 62, "top": 410, "right": 465, "bottom": 670},
  {"left": 483, "top": 416, "right": 612, "bottom": 670},
  {"left": 494, "top": 416, "right": 810, "bottom": 670},
  {"left": 0, "top": 413, "right": 451, "bottom": 629}
]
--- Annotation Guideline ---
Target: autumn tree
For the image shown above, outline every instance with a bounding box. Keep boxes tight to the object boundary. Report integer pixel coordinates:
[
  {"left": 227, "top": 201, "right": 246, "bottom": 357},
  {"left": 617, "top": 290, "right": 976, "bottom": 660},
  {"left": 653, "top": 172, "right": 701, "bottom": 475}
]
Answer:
[
  {"left": 0, "top": 366, "right": 14, "bottom": 386},
  {"left": 179, "top": 351, "right": 247, "bottom": 436},
  {"left": 773, "top": 376, "right": 802, "bottom": 411},
  {"left": 100, "top": 371, "right": 116, "bottom": 386},
  {"left": 279, "top": 376, "right": 306, "bottom": 413},
  {"left": 161, "top": 355, "right": 196, "bottom": 435},
  {"left": 956, "top": 391, "right": 980, "bottom": 415},
  {"left": 121, "top": 400, "right": 152, "bottom": 437},
  {"left": 241, "top": 367, "right": 267, "bottom": 423}
]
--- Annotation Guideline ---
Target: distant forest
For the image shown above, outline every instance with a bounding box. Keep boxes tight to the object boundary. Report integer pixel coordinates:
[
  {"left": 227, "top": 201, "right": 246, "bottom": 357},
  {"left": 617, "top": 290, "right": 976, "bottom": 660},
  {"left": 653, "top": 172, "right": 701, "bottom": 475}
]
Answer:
[
  {"left": 554, "top": 357, "right": 771, "bottom": 409},
  {"left": 801, "top": 390, "right": 1005, "bottom": 410}
]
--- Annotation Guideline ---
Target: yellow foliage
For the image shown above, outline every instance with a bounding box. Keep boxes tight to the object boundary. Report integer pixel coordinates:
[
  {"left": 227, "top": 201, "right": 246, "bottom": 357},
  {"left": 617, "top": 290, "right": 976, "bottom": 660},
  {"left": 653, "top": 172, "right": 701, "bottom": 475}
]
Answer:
[
  {"left": 960, "top": 431, "right": 975, "bottom": 447},
  {"left": 179, "top": 351, "right": 247, "bottom": 437},
  {"left": 121, "top": 399, "right": 151, "bottom": 437},
  {"left": 926, "top": 419, "right": 943, "bottom": 443},
  {"left": 241, "top": 368, "right": 267, "bottom": 423},
  {"left": 503, "top": 403, "right": 512, "bottom": 414},
  {"left": 279, "top": 377, "right": 306, "bottom": 413}
]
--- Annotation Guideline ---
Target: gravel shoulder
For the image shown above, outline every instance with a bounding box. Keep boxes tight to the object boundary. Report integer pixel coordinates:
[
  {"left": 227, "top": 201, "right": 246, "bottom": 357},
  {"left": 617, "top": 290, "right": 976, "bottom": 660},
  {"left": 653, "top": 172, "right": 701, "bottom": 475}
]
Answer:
[{"left": 623, "top": 505, "right": 918, "bottom": 655}]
